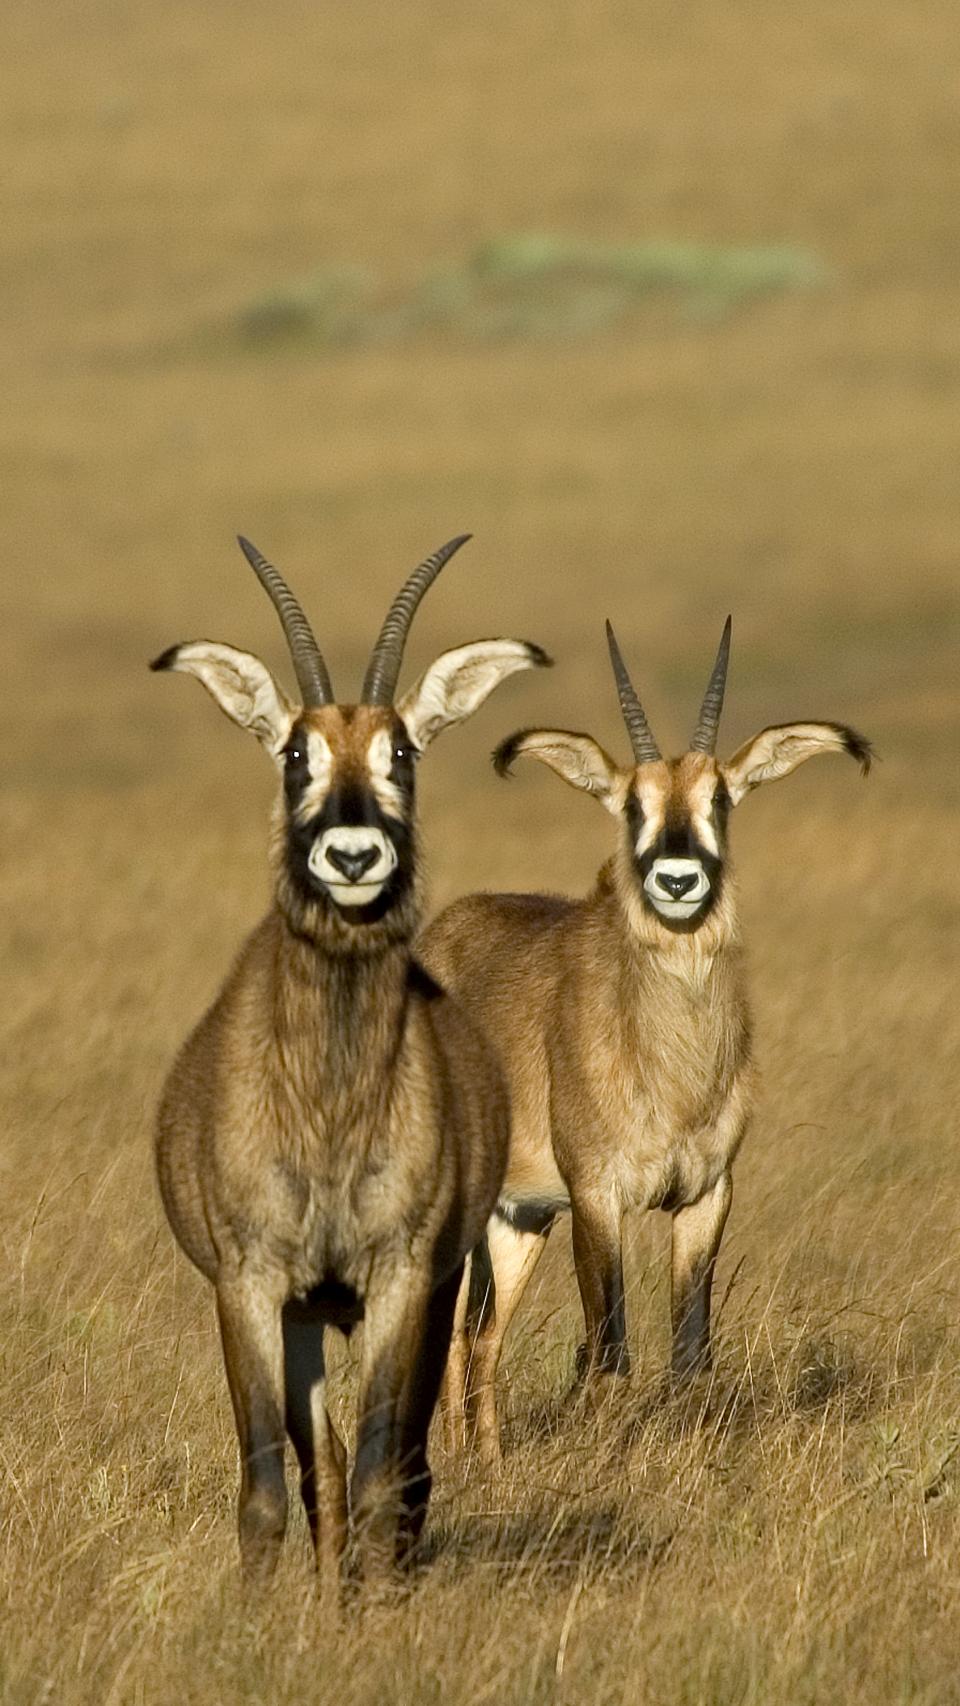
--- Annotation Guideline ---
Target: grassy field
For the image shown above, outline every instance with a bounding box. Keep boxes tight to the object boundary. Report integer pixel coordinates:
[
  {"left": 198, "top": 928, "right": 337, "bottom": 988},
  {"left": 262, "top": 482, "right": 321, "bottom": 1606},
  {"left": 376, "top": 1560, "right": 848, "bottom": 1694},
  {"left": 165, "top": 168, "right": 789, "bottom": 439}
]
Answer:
[{"left": 2, "top": 0, "right": 959, "bottom": 1699}]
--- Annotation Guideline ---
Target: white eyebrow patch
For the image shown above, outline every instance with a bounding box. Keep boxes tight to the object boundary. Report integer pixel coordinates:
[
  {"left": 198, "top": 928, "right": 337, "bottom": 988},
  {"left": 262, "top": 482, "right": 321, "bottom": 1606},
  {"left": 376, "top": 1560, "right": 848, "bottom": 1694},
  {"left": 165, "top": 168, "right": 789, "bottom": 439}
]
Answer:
[
  {"left": 634, "top": 815, "right": 661, "bottom": 856},
  {"left": 632, "top": 786, "right": 664, "bottom": 855},
  {"left": 693, "top": 811, "right": 719, "bottom": 858},
  {"left": 367, "top": 728, "right": 405, "bottom": 821},
  {"left": 306, "top": 730, "right": 333, "bottom": 777},
  {"left": 689, "top": 774, "right": 720, "bottom": 856},
  {"left": 294, "top": 730, "right": 334, "bottom": 824}
]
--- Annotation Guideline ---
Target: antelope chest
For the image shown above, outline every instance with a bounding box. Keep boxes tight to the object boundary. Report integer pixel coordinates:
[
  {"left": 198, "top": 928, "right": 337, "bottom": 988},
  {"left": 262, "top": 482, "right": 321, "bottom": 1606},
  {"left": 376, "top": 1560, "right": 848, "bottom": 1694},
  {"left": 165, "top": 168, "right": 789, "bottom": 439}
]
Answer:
[
  {"left": 252, "top": 1116, "right": 444, "bottom": 1298},
  {"left": 602, "top": 1038, "right": 746, "bottom": 1207},
  {"left": 608, "top": 1105, "right": 731, "bottom": 1212},
  {"left": 545, "top": 1020, "right": 746, "bottom": 1214}
]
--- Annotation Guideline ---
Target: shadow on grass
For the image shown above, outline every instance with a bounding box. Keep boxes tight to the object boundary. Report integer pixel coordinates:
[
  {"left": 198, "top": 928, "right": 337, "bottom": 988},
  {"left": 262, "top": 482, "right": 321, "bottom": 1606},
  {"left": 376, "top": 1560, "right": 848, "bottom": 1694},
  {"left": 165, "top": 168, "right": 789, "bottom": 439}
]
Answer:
[
  {"left": 423, "top": 1503, "right": 669, "bottom": 1585},
  {"left": 497, "top": 1333, "right": 887, "bottom": 1461}
]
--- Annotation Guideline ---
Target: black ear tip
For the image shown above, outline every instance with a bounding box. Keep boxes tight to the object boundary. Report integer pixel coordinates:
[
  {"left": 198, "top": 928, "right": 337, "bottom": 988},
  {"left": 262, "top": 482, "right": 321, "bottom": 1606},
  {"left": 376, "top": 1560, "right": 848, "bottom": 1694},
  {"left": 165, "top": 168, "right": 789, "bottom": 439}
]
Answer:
[
  {"left": 149, "top": 645, "right": 180, "bottom": 673},
  {"left": 492, "top": 730, "right": 526, "bottom": 777},
  {"left": 526, "top": 643, "right": 554, "bottom": 668},
  {"left": 844, "top": 726, "right": 874, "bottom": 774}
]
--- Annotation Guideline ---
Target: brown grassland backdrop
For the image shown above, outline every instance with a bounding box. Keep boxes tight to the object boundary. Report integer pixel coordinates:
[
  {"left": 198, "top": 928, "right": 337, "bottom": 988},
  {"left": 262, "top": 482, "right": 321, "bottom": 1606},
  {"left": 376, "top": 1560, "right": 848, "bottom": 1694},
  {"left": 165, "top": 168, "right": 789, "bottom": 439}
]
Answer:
[{"left": 2, "top": 1, "right": 959, "bottom": 1700}]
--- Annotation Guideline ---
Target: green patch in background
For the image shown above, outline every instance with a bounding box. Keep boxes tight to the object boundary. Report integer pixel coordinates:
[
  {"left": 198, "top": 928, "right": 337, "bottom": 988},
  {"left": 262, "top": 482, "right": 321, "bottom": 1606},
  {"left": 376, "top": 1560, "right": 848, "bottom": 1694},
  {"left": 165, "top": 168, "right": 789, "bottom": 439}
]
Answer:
[{"left": 231, "top": 233, "right": 824, "bottom": 351}]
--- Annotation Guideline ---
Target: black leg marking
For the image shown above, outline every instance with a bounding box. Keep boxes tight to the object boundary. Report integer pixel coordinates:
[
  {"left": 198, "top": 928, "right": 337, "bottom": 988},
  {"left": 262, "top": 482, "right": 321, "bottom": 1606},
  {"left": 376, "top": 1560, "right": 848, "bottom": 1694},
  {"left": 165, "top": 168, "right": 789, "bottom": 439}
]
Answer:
[{"left": 571, "top": 1200, "right": 630, "bottom": 1381}]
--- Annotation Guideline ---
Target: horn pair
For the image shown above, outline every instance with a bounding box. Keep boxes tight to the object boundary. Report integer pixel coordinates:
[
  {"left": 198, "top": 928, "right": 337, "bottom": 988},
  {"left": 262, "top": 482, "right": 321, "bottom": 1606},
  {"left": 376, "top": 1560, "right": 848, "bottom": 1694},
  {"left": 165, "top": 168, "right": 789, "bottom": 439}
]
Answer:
[
  {"left": 237, "top": 532, "right": 730, "bottom": 751},
  {"left": 605, "top": 614, "right": 732, "bottom": 762},
  {"left": 236, "top": 533, "right": 472, "bottom": 708}
]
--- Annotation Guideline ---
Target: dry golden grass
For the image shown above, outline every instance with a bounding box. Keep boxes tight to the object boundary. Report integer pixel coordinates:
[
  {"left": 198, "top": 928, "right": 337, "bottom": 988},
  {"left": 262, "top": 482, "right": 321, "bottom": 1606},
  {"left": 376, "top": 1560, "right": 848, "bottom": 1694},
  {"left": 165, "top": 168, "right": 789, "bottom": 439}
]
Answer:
[{"left": 2, "top": 0, "right": 959, "bottom": 1698}]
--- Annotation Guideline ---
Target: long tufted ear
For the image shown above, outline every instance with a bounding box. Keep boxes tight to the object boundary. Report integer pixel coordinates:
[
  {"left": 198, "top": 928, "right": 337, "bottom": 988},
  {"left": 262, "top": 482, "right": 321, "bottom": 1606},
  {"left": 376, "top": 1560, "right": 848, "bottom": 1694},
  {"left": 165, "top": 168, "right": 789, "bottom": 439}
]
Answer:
[
  {"left": 493, "top": 727, "right": 628, "bottom": 815},
  {"left": 397, "top": 639, "right": 552, "bottom": 751},
  {"left": 722, "top": 721, "right": 872, "bottom": 807},
  {"left": 150, "top": 641, "right": 296, "bottom": 758}
]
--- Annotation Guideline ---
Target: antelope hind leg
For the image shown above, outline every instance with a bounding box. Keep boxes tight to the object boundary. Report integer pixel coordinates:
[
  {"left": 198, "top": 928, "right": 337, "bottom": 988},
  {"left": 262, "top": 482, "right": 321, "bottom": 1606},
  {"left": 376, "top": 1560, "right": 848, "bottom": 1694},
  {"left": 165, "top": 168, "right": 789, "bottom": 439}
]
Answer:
[
  {"left": 670, "top": 1170, "right": 733, "bottom": 1379},
  {"left": 216, "top": 1272, "right": 288, "bottom": 1586},
  {"left": 441, "top": 1257, "right": 472, "bottom": 1454},
  {"left": 282, "top": 1307, "right": 347, "bottom": 1588},
  {"left": 468, "top": 1213, "right": 550, "bottom": 1468},
  {"left": 443, "top": 1233, "right": 497, "bottom": 1455}
]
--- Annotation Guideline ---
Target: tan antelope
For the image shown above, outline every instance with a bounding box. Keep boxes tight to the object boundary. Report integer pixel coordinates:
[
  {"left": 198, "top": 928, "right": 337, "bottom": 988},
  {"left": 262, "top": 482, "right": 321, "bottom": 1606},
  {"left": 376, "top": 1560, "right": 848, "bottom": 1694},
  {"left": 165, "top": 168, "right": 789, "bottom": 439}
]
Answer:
[
  {"left": 423, "top": 617, "right": 871, "bottom": 1458},
  {"left": 152, "top": 533, "right": 549, "bottom": 1583}
]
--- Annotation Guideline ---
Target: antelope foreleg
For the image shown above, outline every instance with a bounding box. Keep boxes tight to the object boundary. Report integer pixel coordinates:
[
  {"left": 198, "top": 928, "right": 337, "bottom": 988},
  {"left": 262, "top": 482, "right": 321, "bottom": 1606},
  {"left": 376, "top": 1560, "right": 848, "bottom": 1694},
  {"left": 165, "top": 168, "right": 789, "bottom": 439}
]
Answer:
[
  {"left": 396, "top": 1261, "right": 464, "bottom": 1560},
  {"left": 351, "top": 1267, "right": 435, "bottom": 1579},
  {"left": 282, "top": 1308, "right": 348, "bottom": 1587},
  {"left": 570, "top": 1193, "right": 629, "bottom": 1384},
  {"left": 216, "top": 1273, "right": 288, "bottom": 1586},
  {"left": 670, "top": 1170, "right": 733, "bottom": 1379}
]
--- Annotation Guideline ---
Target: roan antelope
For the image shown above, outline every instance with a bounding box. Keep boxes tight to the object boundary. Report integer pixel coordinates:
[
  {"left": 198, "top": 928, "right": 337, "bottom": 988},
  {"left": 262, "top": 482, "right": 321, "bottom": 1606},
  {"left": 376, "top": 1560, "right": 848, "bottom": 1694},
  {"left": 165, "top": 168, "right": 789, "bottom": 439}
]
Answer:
[
  {"left": 152, "top": 533, "right": 549, "bottom": 1582},
  {"left": 422, "top": 616, "right": 871, "bottom": 1458}
]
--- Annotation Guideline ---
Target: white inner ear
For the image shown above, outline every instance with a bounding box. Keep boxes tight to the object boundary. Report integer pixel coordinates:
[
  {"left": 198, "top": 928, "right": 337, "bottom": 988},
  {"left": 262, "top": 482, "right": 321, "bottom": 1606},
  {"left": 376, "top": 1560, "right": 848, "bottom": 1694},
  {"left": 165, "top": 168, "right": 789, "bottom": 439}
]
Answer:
[
  {"left": 514, "top": 733, "right": 623, "bottom": 814},
  {"left": 398, "top": 640, "right": 540, "bottom": 750},
  {"left": 724, "top": 722, "right": 855, "bottom": 805},
  {"left": 165, "top": 642, "right": 295, "bottom": 755}
]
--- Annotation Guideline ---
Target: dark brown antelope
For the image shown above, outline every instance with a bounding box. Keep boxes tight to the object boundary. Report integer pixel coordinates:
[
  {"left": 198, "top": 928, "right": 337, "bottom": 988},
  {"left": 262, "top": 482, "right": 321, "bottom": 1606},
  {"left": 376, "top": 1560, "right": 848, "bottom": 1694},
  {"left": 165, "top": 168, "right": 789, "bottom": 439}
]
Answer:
[
  {"left": 423, "top": 617, "right": 871, "bottom": 1459},
  {"left": 152, "top": 533, "right": 549, "bottom": 1582}
]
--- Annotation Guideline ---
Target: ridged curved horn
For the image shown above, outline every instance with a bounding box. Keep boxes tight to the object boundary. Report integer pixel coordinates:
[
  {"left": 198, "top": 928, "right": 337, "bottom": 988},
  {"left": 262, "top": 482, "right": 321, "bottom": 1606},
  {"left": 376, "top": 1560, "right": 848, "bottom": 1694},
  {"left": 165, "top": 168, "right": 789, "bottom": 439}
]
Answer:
[
  {"left": 361, "top": 534, "right": 472, "bottom": 705},
  {"left": 236, "top": 536, "right": 333, "bottom": 706},
  {"left": 690, "top": 615, "right": 732, "bottom": 754},
  {"left": 605, "top": 620, "right": 661, "bottom": 764}
]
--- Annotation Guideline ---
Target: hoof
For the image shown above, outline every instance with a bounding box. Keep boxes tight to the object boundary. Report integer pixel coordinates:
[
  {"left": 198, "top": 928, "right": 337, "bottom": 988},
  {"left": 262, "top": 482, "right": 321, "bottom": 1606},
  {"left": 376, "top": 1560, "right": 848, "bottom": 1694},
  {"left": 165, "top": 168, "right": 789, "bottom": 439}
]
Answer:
[{"left": 573, "top": 1341, "right": 631, "bottom": 1385}]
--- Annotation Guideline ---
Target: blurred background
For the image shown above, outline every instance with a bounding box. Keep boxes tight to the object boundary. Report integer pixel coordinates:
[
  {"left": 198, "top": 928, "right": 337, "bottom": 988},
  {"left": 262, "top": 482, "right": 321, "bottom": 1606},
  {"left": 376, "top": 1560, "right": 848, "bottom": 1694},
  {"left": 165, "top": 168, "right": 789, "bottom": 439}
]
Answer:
[
  {"left": 5, "top": 0, "right": 957, "bottom": 1146},
  {"left": 1, "top": 2, "right": 958, "bottom": 1695},
  {"left": 5, "top": 0, "right": 957, "bottom": 828}
]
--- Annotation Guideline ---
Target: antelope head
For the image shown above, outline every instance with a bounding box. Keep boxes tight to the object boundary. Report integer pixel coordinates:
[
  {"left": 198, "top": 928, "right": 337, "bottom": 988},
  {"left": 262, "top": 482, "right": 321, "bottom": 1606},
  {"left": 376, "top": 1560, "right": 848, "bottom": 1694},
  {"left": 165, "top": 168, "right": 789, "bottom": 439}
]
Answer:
[
  {"left": 494, "top": 617, "right": 871, "bottom": 936},
  {"left": 153, "top": 534, "right": 549, "bottom": 940}
]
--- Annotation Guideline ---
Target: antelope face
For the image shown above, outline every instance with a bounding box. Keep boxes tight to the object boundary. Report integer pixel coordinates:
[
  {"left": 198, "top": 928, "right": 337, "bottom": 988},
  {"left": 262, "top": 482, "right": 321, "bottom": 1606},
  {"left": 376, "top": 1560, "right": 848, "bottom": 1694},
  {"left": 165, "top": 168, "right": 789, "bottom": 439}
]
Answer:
[
  {"left": 493, "top": 613, "right": 870, "bottom": 940},
  {"left": 152, "top": 532, "right": 551, "bottom": 937},
  {"left": 627, "top": 753, "right": 730, "bottom": 931},
  {"left": 283, "top": 706, "right": 417, "bottom": 922}
]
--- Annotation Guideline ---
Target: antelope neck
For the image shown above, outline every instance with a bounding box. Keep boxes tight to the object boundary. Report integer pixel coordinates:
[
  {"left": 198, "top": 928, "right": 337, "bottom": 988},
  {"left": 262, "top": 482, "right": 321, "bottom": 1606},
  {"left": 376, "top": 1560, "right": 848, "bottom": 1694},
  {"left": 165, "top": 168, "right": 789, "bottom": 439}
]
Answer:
[{"left": 272, "top": 912, "right": 413, "bottom": 1092}]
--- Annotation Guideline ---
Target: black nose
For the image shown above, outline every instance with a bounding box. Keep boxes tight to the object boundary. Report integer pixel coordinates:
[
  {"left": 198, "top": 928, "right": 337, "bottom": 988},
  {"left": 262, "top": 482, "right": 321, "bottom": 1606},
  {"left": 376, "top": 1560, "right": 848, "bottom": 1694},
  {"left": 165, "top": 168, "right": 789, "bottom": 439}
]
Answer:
[
  {"left": 656, "top": 870, "right": 699, "bottom": 899},
  {"left": 327, "top": 845, "right": 379, "bottom": 882}
]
